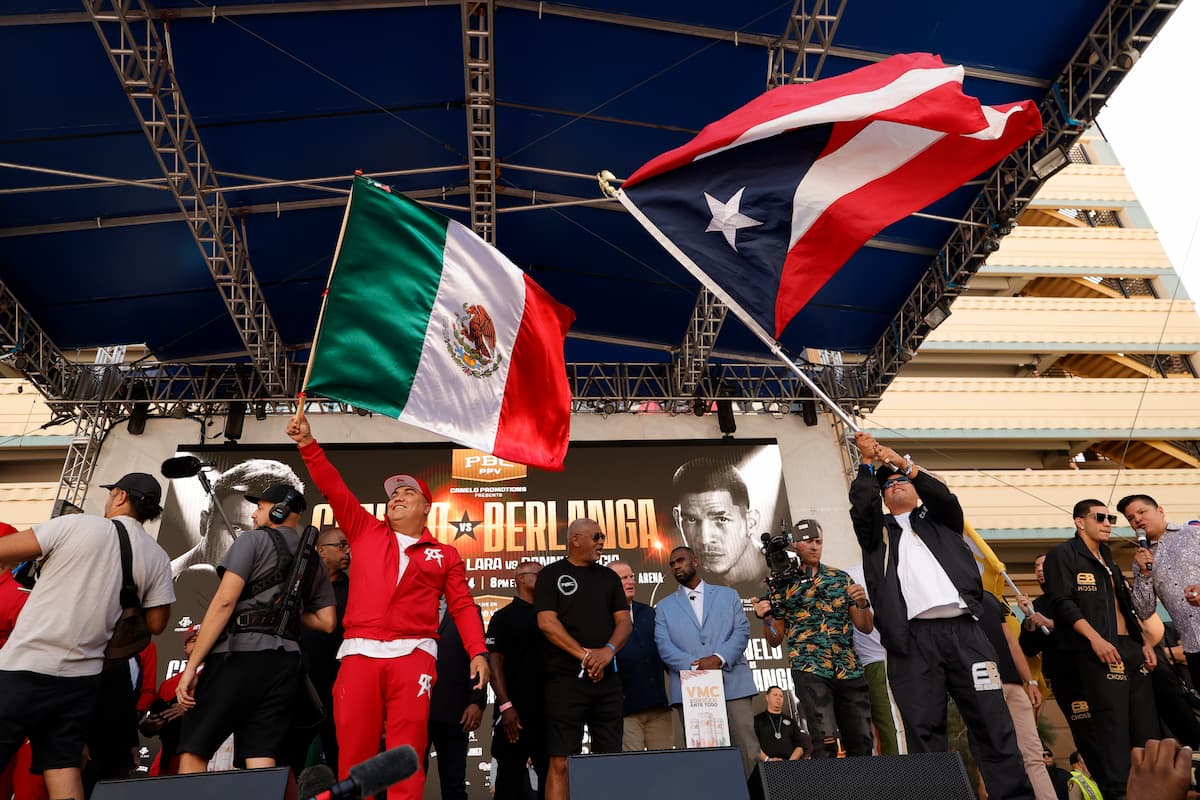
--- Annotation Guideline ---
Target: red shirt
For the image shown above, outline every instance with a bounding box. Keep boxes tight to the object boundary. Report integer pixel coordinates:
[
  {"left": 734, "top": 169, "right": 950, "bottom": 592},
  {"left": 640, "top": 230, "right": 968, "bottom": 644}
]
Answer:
[
  {"left": 300, "top": 441, "right": 485, "bottom": 656},
  {"left": 0, "top": 572, "right": 30, "bottom": 650}
]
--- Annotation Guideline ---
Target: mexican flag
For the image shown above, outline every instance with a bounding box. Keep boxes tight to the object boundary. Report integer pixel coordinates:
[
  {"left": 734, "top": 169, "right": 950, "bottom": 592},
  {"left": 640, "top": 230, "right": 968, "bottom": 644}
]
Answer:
[{"left": 305, "top": 176, "right": 575, "bottom": 471}]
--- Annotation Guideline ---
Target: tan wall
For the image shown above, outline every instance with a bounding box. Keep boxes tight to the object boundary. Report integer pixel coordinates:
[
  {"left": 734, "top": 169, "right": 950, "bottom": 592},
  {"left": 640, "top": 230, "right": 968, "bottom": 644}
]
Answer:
[
  {"left": 922, "top": 296, "right": 1200, "bottom": 351},
  {"left": 865, "top": 376, "right": 1200, "bottom": 433},
  {"left": 0, "top": 482, "right": 58, "bottom": 530},
  {"left": 1028, "top": 164, "right": 1137, "bottom": 208},
  {"left": 936, "top": 468, "right": 1200, "bottom": 532},
  {"left": 982, "top": 226, "right": 1172, "bottom": 272}
]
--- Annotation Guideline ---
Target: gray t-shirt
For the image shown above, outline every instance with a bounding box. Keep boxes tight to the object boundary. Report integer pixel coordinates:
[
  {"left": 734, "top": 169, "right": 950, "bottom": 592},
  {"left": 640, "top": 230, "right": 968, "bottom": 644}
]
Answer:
[
  {"left": 213, "top": 526, "right": 335, "bottom": 654},
  {"left": 0, "top": 514, "right": 175, "bottom": 678}
]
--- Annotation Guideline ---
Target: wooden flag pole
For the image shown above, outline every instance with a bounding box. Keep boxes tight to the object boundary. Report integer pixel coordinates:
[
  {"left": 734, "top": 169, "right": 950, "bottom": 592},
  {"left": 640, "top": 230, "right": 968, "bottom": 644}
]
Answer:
[{"left": 301, "top": 173, "right": 360, "bottom": 395}]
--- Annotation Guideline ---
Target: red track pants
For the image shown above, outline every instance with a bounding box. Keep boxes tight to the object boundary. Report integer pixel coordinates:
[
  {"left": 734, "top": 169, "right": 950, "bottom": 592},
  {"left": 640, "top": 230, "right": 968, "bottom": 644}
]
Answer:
[{"left": 334, "top": 651, "right": 437, "bottom": 800}]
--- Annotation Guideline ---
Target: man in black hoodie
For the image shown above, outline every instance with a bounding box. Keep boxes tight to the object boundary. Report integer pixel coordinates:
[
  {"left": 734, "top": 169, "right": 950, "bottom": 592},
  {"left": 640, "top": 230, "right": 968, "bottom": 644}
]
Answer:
[
  {"left": 849, "top": 431, "right": 1032, "bottom": 800},
  {"left": 1043, "top": 499, "right": 1159, "bottom": 800}
]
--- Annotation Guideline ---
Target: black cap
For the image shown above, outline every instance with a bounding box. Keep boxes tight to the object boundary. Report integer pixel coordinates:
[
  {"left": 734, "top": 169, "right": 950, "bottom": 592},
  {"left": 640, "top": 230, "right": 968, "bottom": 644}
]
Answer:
[
  {"left": 876, "top": 464, "right": 903, "bottom": 490},
  {"left": 100, "top": 472, "right": 162, "bottom": 504},
  {"left": 245, "top": 484, "right": 307, "bottom": 514}
]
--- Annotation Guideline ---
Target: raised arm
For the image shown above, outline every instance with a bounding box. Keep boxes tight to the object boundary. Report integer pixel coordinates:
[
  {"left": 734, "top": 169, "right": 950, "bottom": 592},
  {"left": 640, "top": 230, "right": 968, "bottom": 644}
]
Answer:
[{"left": 288, "top": 409, "right": 378, "bottom": 542}]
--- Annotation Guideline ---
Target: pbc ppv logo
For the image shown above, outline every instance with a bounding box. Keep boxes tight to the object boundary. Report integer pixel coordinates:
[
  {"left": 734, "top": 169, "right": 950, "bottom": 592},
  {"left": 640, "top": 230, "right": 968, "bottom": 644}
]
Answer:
[
  {"left": 1076, "top": 572, "right": 1098, "bottom": 591},
  {"left": 453, "top": 449, "right": 527, "bottom": 483}
]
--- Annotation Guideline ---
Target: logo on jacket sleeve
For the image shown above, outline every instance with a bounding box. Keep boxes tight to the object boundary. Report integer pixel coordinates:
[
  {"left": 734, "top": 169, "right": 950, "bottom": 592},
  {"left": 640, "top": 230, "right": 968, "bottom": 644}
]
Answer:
[{"left": 424, "top": 548, "right": 445, "bottom": 567}]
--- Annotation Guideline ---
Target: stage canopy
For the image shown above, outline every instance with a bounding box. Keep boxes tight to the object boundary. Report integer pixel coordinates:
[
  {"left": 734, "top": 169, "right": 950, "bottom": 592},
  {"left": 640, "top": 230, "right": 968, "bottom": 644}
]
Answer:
[{"left": 0, "top": 0, "right": 1177, "bottom": 415}]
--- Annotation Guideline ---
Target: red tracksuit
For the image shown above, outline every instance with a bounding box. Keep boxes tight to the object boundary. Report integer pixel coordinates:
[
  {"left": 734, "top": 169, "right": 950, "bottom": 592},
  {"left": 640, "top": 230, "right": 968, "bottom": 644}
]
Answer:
[{"left": 300, "top": 441, "right": 485, "bottom": 800}]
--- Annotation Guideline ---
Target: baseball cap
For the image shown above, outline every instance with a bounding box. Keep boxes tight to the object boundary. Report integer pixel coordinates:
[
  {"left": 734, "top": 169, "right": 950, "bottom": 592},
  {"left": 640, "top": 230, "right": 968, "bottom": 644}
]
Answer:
[
  {"left": 792, "top": 519, "right": 821, "bottom": 541},
  {"left": 100, "top": 473, "right": 163, "bottom": 504},
  {"left": 183, "top": 624, "right": 201, "bottom": 642},
  {"left": 244, "top": 484, "right": 307, "bottom": 513},
  {"left": 384, "top": 474, "right": 432, "bottom": 503},
  {"left": 876, "top": 464, "right": 905, "bottom": 490}
]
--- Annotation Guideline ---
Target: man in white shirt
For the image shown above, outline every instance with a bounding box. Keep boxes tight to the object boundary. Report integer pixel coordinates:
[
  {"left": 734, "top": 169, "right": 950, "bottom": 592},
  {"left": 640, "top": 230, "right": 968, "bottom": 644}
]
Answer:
[
  {"left": 849, "top": 432, "right": 1032, "bottom": 800},
  {"left": 0, "top": 472, "right": 175, "bottom": 800}
]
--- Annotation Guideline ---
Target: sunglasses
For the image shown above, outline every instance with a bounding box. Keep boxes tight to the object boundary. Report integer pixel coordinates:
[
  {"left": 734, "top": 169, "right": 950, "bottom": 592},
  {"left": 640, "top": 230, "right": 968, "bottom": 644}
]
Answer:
[
  {"left": 591, "top": 532, "right": 606, "bottom": 543},
  {"left": 882, "top": 475, "right": 911, "bottom": 490},
  {"left": 1085, "top": 513, "right": 1118, "bottom": 525},
  {"left": 318, "top": 541, "right": 351, "bottom": 551}
]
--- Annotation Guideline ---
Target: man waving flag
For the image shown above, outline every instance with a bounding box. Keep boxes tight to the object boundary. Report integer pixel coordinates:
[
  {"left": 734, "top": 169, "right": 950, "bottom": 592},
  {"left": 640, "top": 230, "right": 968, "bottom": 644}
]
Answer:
[
  {"left": 615, "top": 52, "right": 1042, "bottom": 343},
  {"left": 304, "top": 176, "right": 575, "bottom": 471}
]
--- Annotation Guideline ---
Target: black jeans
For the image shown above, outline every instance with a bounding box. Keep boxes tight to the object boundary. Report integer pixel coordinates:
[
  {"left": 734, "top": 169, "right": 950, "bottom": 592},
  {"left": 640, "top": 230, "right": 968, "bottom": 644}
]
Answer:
[
  {"left": 888, "top": 615, "right": 1034, "bottom": 800},
  {"left": 790, "top": 670, "right": 873, "bottom": 757}
]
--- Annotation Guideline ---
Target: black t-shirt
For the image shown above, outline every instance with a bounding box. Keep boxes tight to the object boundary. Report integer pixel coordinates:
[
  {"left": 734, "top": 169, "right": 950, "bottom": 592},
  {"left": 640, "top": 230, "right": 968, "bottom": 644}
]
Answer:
[
  {"left": 486, "top": 596, "right": 546, "bottom": 715},
  {"left": 533, "top": 559, "right": 626, "bottom": 676},
  {"left": 980, "top": 592, "right": 1021, "bottom": 685},
  {"left": 753, "top": 711, "right": 810, "bottom": 760}
]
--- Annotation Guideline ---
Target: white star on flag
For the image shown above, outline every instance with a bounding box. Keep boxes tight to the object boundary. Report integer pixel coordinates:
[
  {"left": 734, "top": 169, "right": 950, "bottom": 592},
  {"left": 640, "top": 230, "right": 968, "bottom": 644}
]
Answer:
[{"left": 703, "top": 187, "right": 762, "bottom": 251}]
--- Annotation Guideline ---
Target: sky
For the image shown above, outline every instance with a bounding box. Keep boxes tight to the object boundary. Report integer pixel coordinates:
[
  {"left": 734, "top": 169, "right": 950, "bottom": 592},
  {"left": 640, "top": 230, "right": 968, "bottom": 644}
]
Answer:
[{"left": 1096, "top": 0, "right": 1200, "bottom": 302}]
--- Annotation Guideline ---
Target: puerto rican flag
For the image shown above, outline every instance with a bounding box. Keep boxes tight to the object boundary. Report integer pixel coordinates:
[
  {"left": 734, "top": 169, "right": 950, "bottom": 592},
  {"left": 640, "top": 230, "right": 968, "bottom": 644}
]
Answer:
[{"left": 617, "top": 53, "right": 1042, "bottom": 341}]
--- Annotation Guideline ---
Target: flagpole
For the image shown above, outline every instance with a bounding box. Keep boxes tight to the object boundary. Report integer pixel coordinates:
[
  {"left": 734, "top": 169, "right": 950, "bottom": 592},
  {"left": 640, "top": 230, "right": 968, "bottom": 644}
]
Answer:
[
  {"left": 300, "top": 174, "right": 359, "bottom": 396},
  {"left": 604, "top": 176, "right": 862, "bottom": 432}
]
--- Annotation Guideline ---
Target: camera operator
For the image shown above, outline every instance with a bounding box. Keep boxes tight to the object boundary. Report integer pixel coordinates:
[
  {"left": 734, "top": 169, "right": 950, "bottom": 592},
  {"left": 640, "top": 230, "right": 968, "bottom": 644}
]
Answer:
[{"left": 752, "top": 519, "right": 874, "bottom": 758}]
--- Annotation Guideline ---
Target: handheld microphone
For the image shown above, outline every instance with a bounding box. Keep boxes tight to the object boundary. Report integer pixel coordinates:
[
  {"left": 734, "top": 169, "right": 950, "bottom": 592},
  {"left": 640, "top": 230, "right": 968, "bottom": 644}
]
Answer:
[
  {"left": 308, "top": 745, "right": 419, "bottom": 800},
  {"left": 1135, "top": 529, "right": 1152, "bottom": 572}
]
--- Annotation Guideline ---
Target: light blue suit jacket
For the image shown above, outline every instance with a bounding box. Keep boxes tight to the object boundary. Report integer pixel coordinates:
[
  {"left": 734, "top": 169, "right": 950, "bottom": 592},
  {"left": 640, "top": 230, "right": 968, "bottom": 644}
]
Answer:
[{"left": 653, "top": 582, "right": 756, "bottom": 705}]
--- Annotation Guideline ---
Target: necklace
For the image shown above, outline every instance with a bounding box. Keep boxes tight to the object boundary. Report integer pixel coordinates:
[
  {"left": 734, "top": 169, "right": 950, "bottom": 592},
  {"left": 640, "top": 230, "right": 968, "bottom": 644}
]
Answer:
[{"left": 768, "top": 713, "right": 782, "bottom": 739}]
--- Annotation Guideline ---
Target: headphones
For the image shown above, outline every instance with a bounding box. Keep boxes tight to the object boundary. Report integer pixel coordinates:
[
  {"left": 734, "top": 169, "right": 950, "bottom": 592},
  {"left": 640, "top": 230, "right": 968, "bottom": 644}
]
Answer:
[{"left": 269, "top": 488, "right": 304, "bottom": 524}]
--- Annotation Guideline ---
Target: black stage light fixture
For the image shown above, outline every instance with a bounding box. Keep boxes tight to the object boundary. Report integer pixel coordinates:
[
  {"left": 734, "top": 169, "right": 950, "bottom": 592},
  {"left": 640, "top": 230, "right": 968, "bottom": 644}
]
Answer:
[
  {"left": 252, "top": 401, "right": 267, "bottom": 421},
  {"left": 716, "top": 398, "right": 736, "bottom": 438},
  {"left": 224, "top": 402, "right": 246, "bottom": 441},
  {"left": 127, "top": 382, "right": 149, "bottom": 436},
  {"left": 691, "top": 396, "right": 707, "bottom": 417}
]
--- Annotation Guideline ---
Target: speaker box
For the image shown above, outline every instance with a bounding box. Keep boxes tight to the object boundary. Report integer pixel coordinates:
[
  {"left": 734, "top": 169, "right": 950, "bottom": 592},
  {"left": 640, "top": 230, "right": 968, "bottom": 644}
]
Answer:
[
  {"left": 569, "top": 747, "right": 749, "bottom": 800},
  {"left": 92, "top": 767, "right": 297, "bottom": 800},
  {"left": 748, "top": 753, "right": 972, "bottom": 800}
]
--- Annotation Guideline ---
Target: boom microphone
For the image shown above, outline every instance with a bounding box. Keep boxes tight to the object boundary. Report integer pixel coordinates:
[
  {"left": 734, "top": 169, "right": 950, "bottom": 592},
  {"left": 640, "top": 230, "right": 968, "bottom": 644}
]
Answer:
[
  {"left": 161, "top": 455, "right": 207, "bottom": 479},
  {"left": 298, "top": 764, "right": 336, "bottom": 799},
  {"left": 308, "top": 745, "right": 419, "bottom": 800}
]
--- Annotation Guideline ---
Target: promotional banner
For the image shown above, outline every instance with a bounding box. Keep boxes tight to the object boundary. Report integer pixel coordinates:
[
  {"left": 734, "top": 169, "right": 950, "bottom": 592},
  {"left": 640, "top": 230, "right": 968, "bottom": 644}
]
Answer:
[
  {"left": 679, "top": 669, "right": 730, "bottom": 748},
  {"left": 144, "top": 438, "right": 805, "bottom": 795}
]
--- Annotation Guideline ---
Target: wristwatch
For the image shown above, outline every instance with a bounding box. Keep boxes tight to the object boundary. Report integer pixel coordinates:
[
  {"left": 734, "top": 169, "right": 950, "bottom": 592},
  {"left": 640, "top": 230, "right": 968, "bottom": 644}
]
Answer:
[{"left": 1027, "top": 680, "right": 1039, "bottom": 687}]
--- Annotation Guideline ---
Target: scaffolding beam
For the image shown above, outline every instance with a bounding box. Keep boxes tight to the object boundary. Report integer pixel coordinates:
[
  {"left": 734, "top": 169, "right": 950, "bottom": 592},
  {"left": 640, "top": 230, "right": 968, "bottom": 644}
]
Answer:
[
  {"left": 767, "top": 0, "right": 847, "bottom": 88},
  {"left": 83, "top": 0, "right": 292, "bottom": 396},
  {"left": 462, "top": 0, "right": 497, "bottom": 243}
]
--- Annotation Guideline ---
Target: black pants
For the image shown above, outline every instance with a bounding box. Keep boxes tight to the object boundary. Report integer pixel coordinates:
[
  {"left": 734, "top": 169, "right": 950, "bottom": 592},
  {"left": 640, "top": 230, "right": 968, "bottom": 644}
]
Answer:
[
  {"left": 426, "top": 720, "right": 469, "bottom": 800},
  {"left": 1150, "top": 656, "right": 1200, "bottom": 747},
  {"left": 790, "top": 670, "right": 873, "bottom": 757},
  {"left": 492, "top": 715, "right": 547, "bottom": 800},
  {"left": 1064, "top": 636, "right": 1158, "bottom": 800},
  {"left": 1188, "top": 651, "right": 1200, "bottom": 694},
  {"left": 887, "top": 615, "right": 1034, "bottom": 800},
  {"left": 83, "top": 664, "right": 138, "bottom": 795}
]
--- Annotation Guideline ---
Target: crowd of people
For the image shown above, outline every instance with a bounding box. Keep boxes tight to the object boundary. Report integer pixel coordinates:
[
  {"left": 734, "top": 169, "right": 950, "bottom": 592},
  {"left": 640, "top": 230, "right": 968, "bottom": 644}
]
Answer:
[{"left": 0, "top": 418, "right": 1197, "bottom": 800}]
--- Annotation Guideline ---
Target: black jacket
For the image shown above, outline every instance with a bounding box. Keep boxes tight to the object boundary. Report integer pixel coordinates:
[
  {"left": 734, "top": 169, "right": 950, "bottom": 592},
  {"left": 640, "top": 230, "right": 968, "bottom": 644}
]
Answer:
[
  {"left": 620, "top": 601, "right": 669, "bottom": 716},
  {"left": 848, "top": 464, "right": 984, "bottom": 654},
  {"left": 429, "top": 606, "right": 487, "bottom": 725},
  {"left": 1043, "top": 534, "right": 1143, "bottom": 653},
  {"left": 1018, "top": 592, "right": 1068, "bottom": 682}
]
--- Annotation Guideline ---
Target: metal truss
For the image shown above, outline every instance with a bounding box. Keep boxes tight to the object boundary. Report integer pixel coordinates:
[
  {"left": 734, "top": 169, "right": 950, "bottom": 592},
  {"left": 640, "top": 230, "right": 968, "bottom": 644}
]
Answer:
[
  {"left": 767, "top": 0, "right": 847, "bottom": 88},
  {"left": 857, "top": 0, "right": 1178, "bottom": 408},
  {"left": 672, "top": 288, "right": 729, "bottom": 397},
  {"left": 54, "top": 405, "right": 115, "bottom": 512},
  {"left": 0, "top": 281, "right": 82, "bottom": 407},
  {"left": 462, "top": 0, "right": 497, "bottom": 243},
  {"left": 83, "top": 0, "right": 292, "bottom": 397}
]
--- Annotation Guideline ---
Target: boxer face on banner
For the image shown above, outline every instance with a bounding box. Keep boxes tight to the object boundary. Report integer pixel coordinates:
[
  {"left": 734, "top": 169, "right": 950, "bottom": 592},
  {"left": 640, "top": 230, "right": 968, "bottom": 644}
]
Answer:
[{"left": 674, "top": 488, "right": 758, "bottom": 585}]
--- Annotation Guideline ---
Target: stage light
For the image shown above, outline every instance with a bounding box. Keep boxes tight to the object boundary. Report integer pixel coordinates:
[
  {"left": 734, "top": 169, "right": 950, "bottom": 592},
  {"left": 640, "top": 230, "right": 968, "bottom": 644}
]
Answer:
[
  {"left": 716, "top": 398, "right": 736, "bottom": 438},
  {"left": 126, "top": 381, "right": 149, "bottom": 436},
  {"left": 691, "top": 396, "right": 707, "bottom": 417},
  {"left": 1032, "top": 146, "right": 1070, "bottom": 181},
  {"left": 252, "top": 401, "right": 267, "bottom": 421},
  {"left": 224, "top": 402, "right": 246, "bottom": 441},
  {"left": 980, "top": 238, "right": 1001, "bottom": 254},
  {"left": 1115, "top": 46, "right": 1140, "bottom": 70},
  {"left": 354, "top": 406, "right": 371, "bottom": 417},
  {"left": 170, "top": 403, "right": 189, "bottom": 420},
  {"left": 923, "top": 301, "right": 952, "bottom": 331}
]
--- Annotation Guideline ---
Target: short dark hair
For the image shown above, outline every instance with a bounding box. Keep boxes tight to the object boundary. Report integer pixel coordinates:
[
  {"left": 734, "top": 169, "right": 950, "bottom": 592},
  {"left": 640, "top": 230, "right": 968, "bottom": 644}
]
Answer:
[
  {"left": 670, "top": 545, "right": 695, "bottom": 559},
  {"left": 1072, "top": 499, "right": 1105, "bottom": 519},
  {"left": 130, "top": 494, "right": 163, "bottom": 523},
  {"left": 765, "top": 685, "right": 784, "bottom": 694},
  {"left": 672, "top": 458, "right": 749, "bottom": 509},
  {"left": 1116, "top": 494, "right": 1157, "bottom": 515},
  {"left": 1069, "top": 751, "right": 1082, "bottom": 766}
]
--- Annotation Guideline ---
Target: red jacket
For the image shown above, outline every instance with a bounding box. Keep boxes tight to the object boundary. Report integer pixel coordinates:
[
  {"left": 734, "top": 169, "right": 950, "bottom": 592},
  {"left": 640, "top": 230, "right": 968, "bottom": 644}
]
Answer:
[
  {"left": 0, "top": 572, "right": 29, "bottom": 650},
  {"left": 300, "top": 441, "right": 485, "bottom": 656}
]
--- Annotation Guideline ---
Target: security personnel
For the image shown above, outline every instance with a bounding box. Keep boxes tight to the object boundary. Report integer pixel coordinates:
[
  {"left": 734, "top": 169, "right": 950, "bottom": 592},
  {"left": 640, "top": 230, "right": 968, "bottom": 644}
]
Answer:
[
  {"left": 1043, "top": 500, "right": 1158, "bottom": 800},
  {"left": 1067, "top": 751, "right": 1103, "bottom": 800},
  {"left": 175, "top": 485, "right": 337, "bottom": 772}
]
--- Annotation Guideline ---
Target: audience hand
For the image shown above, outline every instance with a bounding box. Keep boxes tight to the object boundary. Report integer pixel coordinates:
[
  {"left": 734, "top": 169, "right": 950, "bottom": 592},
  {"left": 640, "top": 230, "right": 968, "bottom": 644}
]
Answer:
[
  {"left": 1126, "top": 738, "right": 1192, "bottom": 800},
  {"left": 1185, "top": 584, "right": 1200, "bottom": 607}
]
